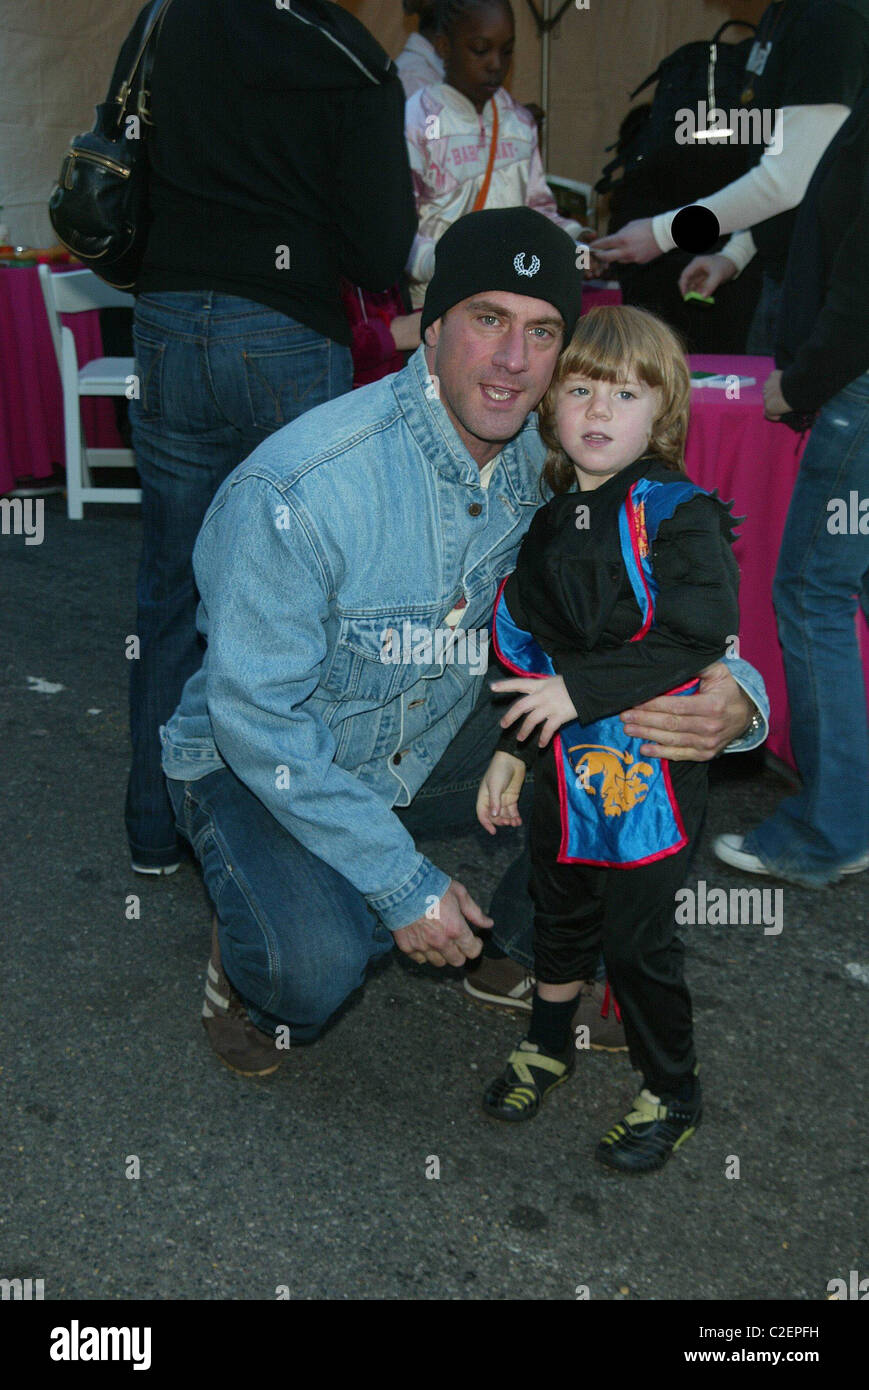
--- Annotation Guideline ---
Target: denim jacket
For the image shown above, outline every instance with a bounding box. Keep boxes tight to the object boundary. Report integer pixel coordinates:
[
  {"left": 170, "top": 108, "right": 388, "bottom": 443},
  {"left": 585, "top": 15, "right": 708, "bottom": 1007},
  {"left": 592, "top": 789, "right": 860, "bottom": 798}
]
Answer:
[{"left": 161, "top": 344, "right": 769, "bottom": 931}]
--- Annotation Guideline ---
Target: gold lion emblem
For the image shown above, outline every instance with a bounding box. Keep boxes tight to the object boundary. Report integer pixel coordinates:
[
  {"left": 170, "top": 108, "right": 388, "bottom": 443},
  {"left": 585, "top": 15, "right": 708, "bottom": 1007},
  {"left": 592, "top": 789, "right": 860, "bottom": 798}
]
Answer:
[{"left": 570, "top": 744, "right": 654, "bottom": 817}]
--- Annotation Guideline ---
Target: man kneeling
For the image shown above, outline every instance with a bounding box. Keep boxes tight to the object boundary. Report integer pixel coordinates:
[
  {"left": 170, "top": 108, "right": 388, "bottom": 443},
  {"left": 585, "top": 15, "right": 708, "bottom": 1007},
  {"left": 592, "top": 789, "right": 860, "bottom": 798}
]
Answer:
[{"left": 160, "top": 208, "right": 767, "bottom": 1076}]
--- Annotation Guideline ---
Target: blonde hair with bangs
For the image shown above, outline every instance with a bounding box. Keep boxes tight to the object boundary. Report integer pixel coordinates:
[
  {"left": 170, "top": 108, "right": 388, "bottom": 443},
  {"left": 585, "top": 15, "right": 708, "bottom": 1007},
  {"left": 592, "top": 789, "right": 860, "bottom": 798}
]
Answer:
[{"left": 538, "top": 305, "right": 691, "bottom": 495}]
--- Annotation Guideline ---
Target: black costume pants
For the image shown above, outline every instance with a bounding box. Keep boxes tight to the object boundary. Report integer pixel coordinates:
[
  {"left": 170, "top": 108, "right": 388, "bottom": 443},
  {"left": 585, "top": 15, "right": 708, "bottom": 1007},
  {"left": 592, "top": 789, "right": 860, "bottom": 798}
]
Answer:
[{"left": 529, "top": 745, "right": 708, "bottom": 1094}]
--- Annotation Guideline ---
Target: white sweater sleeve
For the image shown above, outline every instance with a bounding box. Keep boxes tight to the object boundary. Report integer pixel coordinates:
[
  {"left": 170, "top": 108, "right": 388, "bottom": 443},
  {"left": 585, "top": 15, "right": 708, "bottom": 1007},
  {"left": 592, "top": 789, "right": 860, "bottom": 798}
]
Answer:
[
  {"left": 719, "top": 229, "right": 757, "bottom": 276},
  {"left": 650, "top": 105, "right": 850, "bottom": 253}
]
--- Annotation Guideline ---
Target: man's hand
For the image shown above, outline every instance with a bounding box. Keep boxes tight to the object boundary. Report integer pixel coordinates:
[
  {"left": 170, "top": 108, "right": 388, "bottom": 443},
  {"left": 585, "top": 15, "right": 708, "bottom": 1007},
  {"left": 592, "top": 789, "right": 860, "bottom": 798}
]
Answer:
[
  {"left": 619, "top": 661, "right": 756, "bottom": 761},
  {"left": 589, "top": 219, "right": 661, "bottom": 266},
  {"left": 490, "top": 674, "right": 579, "bottom": 749},
  {"left": 763, "top": 369, "right": 792, "bottom": 421},
  {"left": 392, "top": 880, "right": 493, "bottom": 968},
  {"left": 477, "top": 751, "right": 526, "bottom": 834},
  {"left": 678, "top": 253, "right": 737, "bottom": 298}
]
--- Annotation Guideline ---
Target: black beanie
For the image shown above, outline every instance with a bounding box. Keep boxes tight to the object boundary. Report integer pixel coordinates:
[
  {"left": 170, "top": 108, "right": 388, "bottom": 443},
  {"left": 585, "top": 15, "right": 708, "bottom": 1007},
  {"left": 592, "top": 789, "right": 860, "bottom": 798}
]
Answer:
[{"left": 420, "top": 207, "right": 584, "bottom": 341}]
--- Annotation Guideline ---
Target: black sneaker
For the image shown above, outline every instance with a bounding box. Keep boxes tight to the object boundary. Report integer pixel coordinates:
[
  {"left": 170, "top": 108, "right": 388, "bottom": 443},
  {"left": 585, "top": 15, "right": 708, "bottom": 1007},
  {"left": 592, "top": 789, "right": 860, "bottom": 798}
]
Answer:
[
  {"left": 596, "top": 1080, "right": 702, "bottom": 1173},
  {"left": 482, "top": 1038, "right": 574, "bottom": 1122}
]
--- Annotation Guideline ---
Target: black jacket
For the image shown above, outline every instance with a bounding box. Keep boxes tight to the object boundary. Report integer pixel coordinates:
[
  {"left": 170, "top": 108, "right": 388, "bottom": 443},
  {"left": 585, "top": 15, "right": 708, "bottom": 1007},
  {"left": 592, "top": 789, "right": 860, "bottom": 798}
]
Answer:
[
  {"left": 746, "top": 0, "right": 869, "bottom": 282},
  {"left": 496, "top": 456, "right": 740, "bottom": 764},
  {"left": 115, "top": 0, "right": 417, "bottom": 343},
  {"left": 775, "top": 86, "right": 869, "bottom": 414}
]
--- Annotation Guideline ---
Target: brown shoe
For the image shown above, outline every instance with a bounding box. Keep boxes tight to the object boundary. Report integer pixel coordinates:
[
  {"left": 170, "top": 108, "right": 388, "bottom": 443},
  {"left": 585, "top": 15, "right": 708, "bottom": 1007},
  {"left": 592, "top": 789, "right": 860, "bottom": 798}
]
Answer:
[
  {"left": 572, "top": 979, "right": 627, "bottom": 1052},
  {"left": 202, "top": 916, "right": 285, "bottom": 1076},
  {"left": 463, "top": 954, "right": 535, "bottom": 1012}
]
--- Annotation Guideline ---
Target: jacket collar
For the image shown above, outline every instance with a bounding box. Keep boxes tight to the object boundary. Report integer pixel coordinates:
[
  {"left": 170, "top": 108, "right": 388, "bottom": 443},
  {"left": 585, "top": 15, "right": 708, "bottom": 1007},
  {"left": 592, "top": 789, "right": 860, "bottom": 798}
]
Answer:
[
  {"left": 393, "top": 345, "right": 544, "bottom": 505},
  {"left": 402, "top": 32, "right": 441, "bottom": 63},
  {"left": 428, "top": 81, "right": 505, "bottom": 122}
]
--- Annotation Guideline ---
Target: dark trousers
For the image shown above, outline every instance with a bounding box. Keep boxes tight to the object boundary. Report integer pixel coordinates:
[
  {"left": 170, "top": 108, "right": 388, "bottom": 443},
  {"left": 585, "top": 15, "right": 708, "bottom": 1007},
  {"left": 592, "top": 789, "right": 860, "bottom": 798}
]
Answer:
[{"left": 529, "top": 746, "right": 708, "bottom": 1093}]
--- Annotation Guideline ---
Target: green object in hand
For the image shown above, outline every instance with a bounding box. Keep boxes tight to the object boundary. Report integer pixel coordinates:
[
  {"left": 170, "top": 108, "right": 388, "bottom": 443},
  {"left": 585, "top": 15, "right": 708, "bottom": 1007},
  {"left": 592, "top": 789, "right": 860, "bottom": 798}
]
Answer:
[{"left": 683, "top": 290, "right": 715, "bottom": 306}]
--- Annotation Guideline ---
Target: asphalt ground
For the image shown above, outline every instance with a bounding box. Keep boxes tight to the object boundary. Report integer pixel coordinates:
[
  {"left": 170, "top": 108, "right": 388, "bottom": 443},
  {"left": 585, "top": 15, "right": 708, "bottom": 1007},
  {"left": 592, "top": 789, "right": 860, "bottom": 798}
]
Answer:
[{"left": 2, "top": 494, "right": 867, "bottom": 1304}]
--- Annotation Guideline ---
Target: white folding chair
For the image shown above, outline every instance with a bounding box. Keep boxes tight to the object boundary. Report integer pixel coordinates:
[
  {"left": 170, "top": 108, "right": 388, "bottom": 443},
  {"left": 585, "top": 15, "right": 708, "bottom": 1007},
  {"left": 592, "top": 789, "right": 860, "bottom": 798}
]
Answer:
[
  {"left": 546, "top": 174, "right": 597, "bottom": 230},
  {"left": 38, "top": 265, "right": 140, "bottom": 519}
]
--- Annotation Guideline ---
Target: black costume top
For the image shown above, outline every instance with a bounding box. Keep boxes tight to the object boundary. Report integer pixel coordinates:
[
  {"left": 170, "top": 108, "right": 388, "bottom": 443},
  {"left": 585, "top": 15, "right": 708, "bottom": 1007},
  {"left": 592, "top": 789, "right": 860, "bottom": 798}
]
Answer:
[{"left": 497, "top": 454, "right": 740, "bottom": 766}]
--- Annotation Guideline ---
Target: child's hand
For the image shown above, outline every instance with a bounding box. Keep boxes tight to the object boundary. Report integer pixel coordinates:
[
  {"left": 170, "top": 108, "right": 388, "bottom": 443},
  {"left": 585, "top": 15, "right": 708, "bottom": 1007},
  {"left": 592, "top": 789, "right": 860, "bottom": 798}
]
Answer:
[
  {"left": 491, "top": 675, "right": 578, "bottom": 749},
  {"left": 476, "top": 752, "right": 526, "bottom": 835}
]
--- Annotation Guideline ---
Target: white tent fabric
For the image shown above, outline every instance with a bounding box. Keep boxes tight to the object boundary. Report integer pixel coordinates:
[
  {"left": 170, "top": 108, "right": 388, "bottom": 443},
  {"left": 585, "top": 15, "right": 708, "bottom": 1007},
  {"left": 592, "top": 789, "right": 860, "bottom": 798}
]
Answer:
[
  {"left": 0, "top": 0, "right": 766, "bottom": 248},
  {"left": 0, "top": 1, "right": 143, "bottom": 246}
]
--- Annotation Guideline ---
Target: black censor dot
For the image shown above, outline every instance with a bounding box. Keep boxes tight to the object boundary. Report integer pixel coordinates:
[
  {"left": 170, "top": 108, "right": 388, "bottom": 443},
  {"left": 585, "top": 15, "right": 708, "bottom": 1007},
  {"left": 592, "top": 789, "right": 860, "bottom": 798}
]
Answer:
[{"left": 671, "top": 206, "right": 721, "bottom": 254}]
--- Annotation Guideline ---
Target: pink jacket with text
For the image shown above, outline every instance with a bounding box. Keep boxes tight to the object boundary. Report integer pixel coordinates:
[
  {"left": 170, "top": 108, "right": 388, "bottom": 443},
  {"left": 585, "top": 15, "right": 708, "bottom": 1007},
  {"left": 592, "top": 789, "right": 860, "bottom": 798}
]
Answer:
[{"left": 404, "top": 82, "right": 584, "bottom": 307}]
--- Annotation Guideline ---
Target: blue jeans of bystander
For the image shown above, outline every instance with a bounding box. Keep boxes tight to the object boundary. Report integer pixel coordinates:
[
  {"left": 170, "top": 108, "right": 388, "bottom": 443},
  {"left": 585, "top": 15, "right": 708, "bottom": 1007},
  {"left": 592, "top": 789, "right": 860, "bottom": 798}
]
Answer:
[
  {"left": 126, "top": 292, "right": 352, "bottom": 867},
  {"left": 745, "top": 371, "right": 869, "bottom": 883}
]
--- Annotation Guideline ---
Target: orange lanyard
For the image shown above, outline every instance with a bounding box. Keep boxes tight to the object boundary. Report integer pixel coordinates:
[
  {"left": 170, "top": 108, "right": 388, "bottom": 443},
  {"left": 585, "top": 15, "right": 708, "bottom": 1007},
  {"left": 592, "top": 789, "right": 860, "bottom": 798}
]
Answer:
[{"left": 472, "top": 99, "right": 499, "bottom": 213}]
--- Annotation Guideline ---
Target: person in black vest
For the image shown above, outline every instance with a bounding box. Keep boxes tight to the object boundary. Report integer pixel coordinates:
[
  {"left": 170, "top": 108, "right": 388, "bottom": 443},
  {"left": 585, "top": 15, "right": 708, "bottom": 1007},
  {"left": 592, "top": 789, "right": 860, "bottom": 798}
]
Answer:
[
  {"left": 122, "top": 0, "right": 416, "bottom": 875},
  {"left": 591, "top": 0, "right": 869, "bottom": 354},
  {"left": 714, "top": 89, "right": 869, "bottom": 886}
]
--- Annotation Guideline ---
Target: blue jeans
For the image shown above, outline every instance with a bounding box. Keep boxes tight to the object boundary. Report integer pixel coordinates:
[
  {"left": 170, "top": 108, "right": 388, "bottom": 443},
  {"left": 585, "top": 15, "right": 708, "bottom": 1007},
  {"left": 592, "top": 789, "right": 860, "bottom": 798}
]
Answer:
[
  {"left": 126, "top": 292, "right": 352, "bottom": 867},
  {"left": 165, "top": 676, "right": 537, "bottom": 1040},
  {"left": 745, "top": 371, "right": 869, "bottom": 884}
]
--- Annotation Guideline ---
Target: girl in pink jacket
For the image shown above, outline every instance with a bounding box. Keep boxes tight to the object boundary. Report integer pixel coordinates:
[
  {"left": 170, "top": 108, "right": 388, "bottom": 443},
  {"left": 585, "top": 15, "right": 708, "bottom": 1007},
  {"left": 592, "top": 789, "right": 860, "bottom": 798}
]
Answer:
[{"left": 404, "top": 0, "right": 587, "bottom": 308}]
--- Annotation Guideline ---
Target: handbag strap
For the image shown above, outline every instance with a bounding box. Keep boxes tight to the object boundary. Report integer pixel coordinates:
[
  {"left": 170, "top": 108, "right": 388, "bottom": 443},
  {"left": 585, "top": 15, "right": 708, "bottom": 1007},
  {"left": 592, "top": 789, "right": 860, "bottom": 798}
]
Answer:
[
  {"left": 114, "top": 0, "right": 174, "bottom": 125},
  {"left": 472, "top": 99, "right": 500, "bottom": 213}
]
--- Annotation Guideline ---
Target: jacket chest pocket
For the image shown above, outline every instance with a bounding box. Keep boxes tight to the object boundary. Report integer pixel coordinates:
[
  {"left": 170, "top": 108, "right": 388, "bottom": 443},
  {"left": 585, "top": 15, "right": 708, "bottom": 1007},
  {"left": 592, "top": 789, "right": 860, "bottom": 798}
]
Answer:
[{"left": 323, "top": 614, "right": 433, "bottom": 703}]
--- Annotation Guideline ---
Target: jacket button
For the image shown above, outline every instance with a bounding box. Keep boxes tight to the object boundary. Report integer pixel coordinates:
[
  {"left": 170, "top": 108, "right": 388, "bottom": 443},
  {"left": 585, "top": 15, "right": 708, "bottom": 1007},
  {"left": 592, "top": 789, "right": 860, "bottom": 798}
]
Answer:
[
  {"left": 392, "top": 753, "right": 402, "bottom": 764},
  {"left": 468, "top": 502, "right": 483, "bottom": 516}
]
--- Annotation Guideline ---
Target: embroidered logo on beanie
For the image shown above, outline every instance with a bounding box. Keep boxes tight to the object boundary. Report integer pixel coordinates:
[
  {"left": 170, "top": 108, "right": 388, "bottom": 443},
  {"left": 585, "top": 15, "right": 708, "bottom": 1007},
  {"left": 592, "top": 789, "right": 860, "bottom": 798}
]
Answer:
[{"left": 513, "top": 252, "right": 541, "bottom": 277}]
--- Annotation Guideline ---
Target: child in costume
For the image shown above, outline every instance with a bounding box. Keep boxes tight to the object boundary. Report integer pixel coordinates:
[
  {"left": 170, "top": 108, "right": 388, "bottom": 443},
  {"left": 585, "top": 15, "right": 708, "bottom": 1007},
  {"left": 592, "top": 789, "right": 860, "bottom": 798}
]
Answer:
[
  {"left": 476, "top": 305, "right": 740, "bottom": 1173},
  {"left": 404, "top": 0, "right": 588, "bottom": 309}
]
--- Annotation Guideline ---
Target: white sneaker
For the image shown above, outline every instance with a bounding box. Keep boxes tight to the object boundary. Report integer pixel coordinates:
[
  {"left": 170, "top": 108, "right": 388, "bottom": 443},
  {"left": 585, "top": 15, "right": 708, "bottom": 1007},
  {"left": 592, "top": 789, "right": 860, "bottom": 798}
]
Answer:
[
  {"left": 712, "top": 834, "right": 770, "bottom": 875},
  {"left": 713, "top": 834, "right": 869, "bottom": 878},
  {"left": 131, "top": 860, "right": 180, "bottom": 876}
]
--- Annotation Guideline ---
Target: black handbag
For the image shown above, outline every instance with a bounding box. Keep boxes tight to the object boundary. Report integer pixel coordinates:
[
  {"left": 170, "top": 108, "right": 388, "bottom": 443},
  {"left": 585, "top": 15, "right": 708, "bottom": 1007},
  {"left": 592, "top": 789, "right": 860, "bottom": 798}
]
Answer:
[{"left": 48, "top": 0, "right": 173, "bottom": 289}]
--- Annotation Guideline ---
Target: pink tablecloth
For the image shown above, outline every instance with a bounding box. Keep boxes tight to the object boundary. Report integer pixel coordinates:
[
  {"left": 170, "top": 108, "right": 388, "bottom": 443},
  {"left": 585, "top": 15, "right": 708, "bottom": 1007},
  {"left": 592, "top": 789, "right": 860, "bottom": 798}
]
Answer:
[
  {"left": 686, "top": 354, "right": 869, "bottom": 767},
  {"left": 581, "top": 282, "right": 622, "bottom": 314},
  {"left": 0, "top": 265, "right": 123, "bottom": 494}
]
